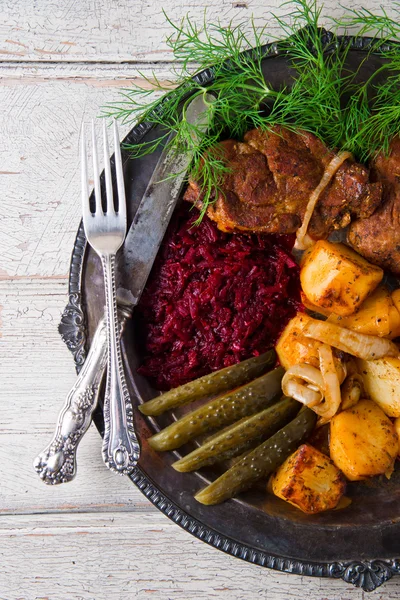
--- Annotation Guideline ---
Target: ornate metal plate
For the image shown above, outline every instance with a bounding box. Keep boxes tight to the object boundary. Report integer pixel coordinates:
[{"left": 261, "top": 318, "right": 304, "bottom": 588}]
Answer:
[{"left": 60, "top": 32, "right": 400, "bottom": 592}]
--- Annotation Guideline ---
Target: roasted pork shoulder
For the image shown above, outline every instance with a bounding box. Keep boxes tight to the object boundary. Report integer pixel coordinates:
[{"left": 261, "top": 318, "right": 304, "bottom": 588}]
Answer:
[
  {"left": 184, "top": 126, "right": 382, "bottom": 238},
  {"left": 348, "top": 136, "right": 400, "bottom": 275}
]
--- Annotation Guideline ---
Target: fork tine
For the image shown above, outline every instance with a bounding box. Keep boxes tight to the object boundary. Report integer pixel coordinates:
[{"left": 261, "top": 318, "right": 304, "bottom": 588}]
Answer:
[
  {"left": 113, "top": 119, "right": 126, "bottom": 225},
  {"left": 91, "top": 120, "right": 103, "bottom": 215},
  {"left": 80, "top": 124, "right": 92, "bottom": 222},
  {"left": 103, "top": 120, "right": 114, "bottom": 215}
]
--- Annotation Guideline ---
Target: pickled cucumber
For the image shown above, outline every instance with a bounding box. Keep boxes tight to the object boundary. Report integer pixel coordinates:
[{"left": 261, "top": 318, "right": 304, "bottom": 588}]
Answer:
[
  {"left": 139, "top": 350, "right": 276, "bottom": 416},
  {"left": 172, "top": 397, "right": 300, "bottom": 472},
  {"left": 148, "top": 366, "right": 284, "bottom": 452},
  {"left": 195, "top": 408, "right": 317, "bottom": 505}
]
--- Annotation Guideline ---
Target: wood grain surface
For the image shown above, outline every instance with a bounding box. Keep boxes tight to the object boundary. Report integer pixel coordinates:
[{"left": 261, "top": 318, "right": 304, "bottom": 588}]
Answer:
[{"left": 1, "top": 1, "right": 399, "bottom": 598}]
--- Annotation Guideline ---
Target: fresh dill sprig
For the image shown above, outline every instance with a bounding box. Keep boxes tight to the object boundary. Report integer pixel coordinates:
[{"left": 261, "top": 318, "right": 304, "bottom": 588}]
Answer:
[
  {"left": 103, "top": 0, "right": 400, "bottom": 222},
  {"left": 333, "top": 3, "right": 400, "bottom": 159},
  {"left": 335, "top": 4, "right": 400, "bottom": 43},
  {"left": 265, "top": 0, "right": 353, "bottom": 148},
  {"left": 103, "top": 14, "right": 278, "bottom": 217}
]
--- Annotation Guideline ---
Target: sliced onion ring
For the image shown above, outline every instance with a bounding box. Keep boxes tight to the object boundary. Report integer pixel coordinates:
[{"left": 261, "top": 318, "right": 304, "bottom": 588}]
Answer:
[
  {"left": 283, "top": 379, "right": 323, "bottom": 407},
  {"left": 282, "top": 363, "right": 324, "bottom": 407},
  {"left": 313, "top": 344, "right": 341, "bottom": 421},
  {"left": 302, "top": 317, "right": 399, "bottom": 360},
  {"left": 341, "top": 374, "right": 364, "bottom": 411},
  {"left": 295, "top": 151, "right": 353, "bottom": 250}
]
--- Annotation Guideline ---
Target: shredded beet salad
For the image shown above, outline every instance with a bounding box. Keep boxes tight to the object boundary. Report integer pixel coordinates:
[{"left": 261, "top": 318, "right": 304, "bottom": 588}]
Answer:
[{"left": 136, "top": 206, "right": 303, "bottom": 390}]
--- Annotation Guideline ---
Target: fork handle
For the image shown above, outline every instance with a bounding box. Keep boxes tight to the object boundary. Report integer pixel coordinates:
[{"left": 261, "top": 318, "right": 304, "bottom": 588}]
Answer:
[
  {"left": 33, "top": 306, "right": 132, "bottom": 485},
  {"left": 102, "top": 254, "right": 140, "bottom": 474}
]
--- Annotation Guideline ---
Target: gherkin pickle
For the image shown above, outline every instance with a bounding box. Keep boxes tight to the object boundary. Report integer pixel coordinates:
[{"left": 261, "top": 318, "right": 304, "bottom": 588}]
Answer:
[
  {"left": 148, "top": 367, "right": 284, "bottom": 452},
  {"left": 172, "top": 397, "right": 300, "bottom": 472},
  {"left": 194, "top": 408, "right": 317, "bottom": 505},
  {"left": 139, "top": 350, "right": 276, "bottom": 416}
]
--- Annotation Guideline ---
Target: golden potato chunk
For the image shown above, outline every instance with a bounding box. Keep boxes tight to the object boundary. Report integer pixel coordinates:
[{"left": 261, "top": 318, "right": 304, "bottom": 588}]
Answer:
[
  {"left": 300, "top": 240, "right": 383, "bottom": 317},
  {"left": 356, "top": 357, "right": 400, "bottom": 417},
  {"left": 395, "top": 418, "right": 400, "bottom": 453},
  {"left": 276, "top": 313, "right": 323, "bottom": 370},
  {"left": 271, "top": 444, "right": 346, "bottom": 514},
  {"left": 328, "top": 286, "right": 400, "bottom": 340},
  {"left": 276, "top": 313, "right": 346, "bottom": 381},
  {"left": 330, "top": 399, "right": 398, "bottom": 481}
]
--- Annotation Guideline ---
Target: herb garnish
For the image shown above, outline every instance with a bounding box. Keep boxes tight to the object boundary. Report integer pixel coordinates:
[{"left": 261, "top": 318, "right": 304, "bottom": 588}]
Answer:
[{"left": 104, "top": 0, "right": 400, "bottom": 222}]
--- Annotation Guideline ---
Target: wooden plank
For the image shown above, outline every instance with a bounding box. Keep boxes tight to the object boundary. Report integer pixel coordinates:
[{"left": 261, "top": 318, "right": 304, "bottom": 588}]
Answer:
[
  {"left": 1, "top": 0, "right": 385, "bottom": 64},
  {"left": 2, "top": 511, "right": 399, "bottom": 599},
  {"left": 0, "top": 278, "right": 154, "bottom": 513},
  {"left": 0, "top": 80, "right": 136, "bottom": 278},
  {"left": 0, "top": 61, "right": 174, "bottom": 83},
  {"left": 0, "top": 0, "right": 295, "bottom": 63}
]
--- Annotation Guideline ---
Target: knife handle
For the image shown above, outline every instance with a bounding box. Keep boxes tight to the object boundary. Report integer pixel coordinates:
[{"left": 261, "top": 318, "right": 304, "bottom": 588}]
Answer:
[{"left": 33, "top": 306, "right": 131, "bottom": 485}]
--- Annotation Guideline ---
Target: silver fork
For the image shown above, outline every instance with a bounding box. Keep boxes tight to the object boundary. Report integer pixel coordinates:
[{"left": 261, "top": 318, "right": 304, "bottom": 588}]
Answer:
[{"left": 81, "top": 119, "right": 140, "bottom": 474}]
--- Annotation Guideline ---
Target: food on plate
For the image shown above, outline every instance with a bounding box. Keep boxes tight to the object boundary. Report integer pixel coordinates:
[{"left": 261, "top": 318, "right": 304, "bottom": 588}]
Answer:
[
  {"left": 330, "top": 399, "right": 398, "bottom": 481},
  {"left": 302, "top": 317, "right": 399, "bottom": 360},
  {"left": 116, "top": 2, "right": 400, "bottom": 515},
  {"left": 137, "top": 207, "right": 301, "bottom": 390},
  {"left": 172, "top": 396, "right": 300, "bottom": 472},
  {"left": 326, "top": 286, "right": 400, "bottom": 339},
  {"left": 271, "top": 444, "right": 346, "bottom": 514},
  {"left": 139, "top": 203, "right": 400, "bottom": 510},
  {"left": 356, "top": 357, "right": 400, "bottom": 417},
  {"left": 300, "top": 240, "right": 383, "bottom": 316},
  {"left": 148, "top": 367, "right": 284, "bottom": 451},
  {"left": 139, "top": 349, "right": 276, "bottom": 416},
  {"left": 184, "top": 126, "right": 382, "bottom": 238},
  {"left": 195, "top": 407, "right": 317, "bottom": 505},
  {"left": 348, "top": 136, "right": 400, "bottom": 275}
]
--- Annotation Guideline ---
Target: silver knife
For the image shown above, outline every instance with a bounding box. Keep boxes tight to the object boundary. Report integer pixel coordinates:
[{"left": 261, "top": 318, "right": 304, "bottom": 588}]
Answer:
[{"left": 34, "top": 93, "right": 214, "bottom": 484}]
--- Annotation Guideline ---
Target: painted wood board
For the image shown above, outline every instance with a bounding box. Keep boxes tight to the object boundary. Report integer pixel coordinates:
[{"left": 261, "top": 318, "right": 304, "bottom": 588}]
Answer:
[{"left": 2, "top": 512, "right": 399, "bottom": 600}]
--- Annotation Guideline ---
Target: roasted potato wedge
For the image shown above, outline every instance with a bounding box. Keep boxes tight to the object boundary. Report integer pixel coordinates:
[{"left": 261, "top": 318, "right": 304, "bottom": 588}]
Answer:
[
  {"left": 330, "top": 399, "right": 398, "bottom": 481},
  {"left": 356, "top": 357, "right": 400, "bottom": 417},
  {"left": 276, "top": 313, "right": 323, "bottom": 370},
  {"left": 300, "top": 291, "right": 332, "bottom": 317},
  {"left": 328, "top": 286, "right": 400, "bottom": 340},
  {"left": 271, "top": 444, "right": 346, "bottom": 514},
  {"left": 395, "top": 418, "right": 400, "bottom": 454},
  {"left": 300, "top": 240, "right": 383, "bottom": 317}
]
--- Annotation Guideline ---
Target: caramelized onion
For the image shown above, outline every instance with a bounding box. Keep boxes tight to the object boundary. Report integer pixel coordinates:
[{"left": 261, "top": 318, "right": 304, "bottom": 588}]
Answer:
[
  {"left": 302, "top": 317, "right": 399, "bottom": 360},
  {"left": 313, "top": 344, "right": 341, "bottom": 421},
  {"left": 341, "top": 374, "right": 364, "bottom": 410},
  {"left": 283, "top": 380, "right": 323, "bottom": 407},
  {"left": 282, "top": 363, "right": 324, "bottom": 407},
  {"left": 295, "top": 151, "right": 353, "bottom": 250}
]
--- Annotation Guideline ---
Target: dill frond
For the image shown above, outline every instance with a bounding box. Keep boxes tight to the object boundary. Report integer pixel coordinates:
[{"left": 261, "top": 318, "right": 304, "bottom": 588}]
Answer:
[{"left": 103, "top": 0, "right": 400, "bottom": 222}]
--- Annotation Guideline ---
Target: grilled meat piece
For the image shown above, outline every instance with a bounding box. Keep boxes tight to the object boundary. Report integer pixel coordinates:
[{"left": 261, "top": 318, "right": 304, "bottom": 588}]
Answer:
[
  {"left": 348, "top": 136, "right": 400, "bottom": 275},
  {"left": 184, "top": 126, "right": 382, "bottom": 237}
]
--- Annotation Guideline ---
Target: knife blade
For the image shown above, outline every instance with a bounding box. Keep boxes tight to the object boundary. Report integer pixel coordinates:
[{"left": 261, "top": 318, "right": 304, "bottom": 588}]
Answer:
[
  {"left": 34, "top": 92, "right": 214, "bottom": 484},
  {"left": 116, "top": 92, "right": 215, "bottom": 306}
]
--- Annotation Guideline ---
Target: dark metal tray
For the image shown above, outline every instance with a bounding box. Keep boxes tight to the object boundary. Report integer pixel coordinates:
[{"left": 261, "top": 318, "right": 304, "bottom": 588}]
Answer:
[{"left": 59, "top": 32, "right": 400, "bottom": 592}]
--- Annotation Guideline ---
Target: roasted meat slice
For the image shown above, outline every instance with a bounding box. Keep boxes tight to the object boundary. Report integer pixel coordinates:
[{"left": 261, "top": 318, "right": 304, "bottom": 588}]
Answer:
[
  {"left": 348, "top": 136, "right": 400, "bottom": 275},
  {"left": 184, "top": 126, "right": 382, "bottom": 238}
]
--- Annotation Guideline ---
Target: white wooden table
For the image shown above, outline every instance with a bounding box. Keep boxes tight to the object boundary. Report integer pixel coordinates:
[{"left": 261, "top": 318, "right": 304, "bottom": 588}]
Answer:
[{"left": 1, "top": 1, "right": 399, "bottom": 598}]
